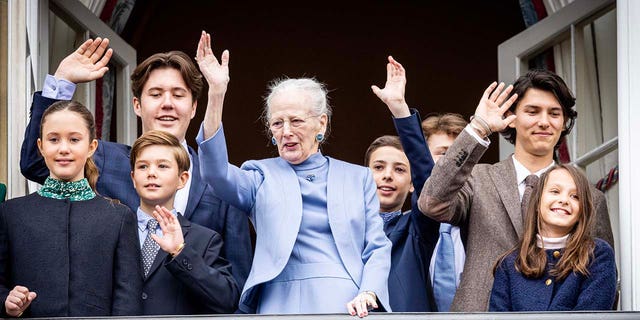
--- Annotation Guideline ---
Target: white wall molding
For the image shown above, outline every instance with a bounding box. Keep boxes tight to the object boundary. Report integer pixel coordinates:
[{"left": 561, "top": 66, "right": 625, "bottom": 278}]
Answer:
[{"left": 617, "top": 0, "right": 640, "bottom": 311}]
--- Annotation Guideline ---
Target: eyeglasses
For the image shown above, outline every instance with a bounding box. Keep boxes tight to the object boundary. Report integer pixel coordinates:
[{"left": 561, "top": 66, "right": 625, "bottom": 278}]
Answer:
[{"left": 268, "top": 115, "right": 319, "bottom": 130}]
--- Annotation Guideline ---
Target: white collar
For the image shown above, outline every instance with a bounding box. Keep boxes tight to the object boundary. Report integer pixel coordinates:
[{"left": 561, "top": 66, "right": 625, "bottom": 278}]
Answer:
[
  {"left": 512, "top": 155, "right": 555, "bottom": 186},
  {"left": 180, "top": 139, "right": 189, "bottom": 153},
  {"left": 536, "top": 233, "right": 570, "bottom": 249},
  {"left": 179, "top": 140, "right": 193, "bottom": 170}
]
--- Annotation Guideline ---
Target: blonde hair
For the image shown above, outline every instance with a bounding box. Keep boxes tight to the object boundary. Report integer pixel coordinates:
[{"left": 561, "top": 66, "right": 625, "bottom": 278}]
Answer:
[
  {"left": 130, "top": 130, "right": 190, "bottom": 173},
  {"left": 421, "top": 113, "right": 467, "bottom": 139}
]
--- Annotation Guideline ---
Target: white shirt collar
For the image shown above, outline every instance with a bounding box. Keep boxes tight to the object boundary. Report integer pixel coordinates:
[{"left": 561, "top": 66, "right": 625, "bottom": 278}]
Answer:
[
  {"left": 512, "top": 155, "right": 555, "bottom": 186},
  {"left": 136, "top": 207, "right": 178, "bottom": 231},
  {"left": 173, "top": 140, "right": 193, "bottom": 216}
]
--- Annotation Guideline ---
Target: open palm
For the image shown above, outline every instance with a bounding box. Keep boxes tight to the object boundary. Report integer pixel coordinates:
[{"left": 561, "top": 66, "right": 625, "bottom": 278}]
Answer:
[
  {"left": 196, "top": 31, "right": 229, "bottom": 95},
  {"left": 150, "top": 206, "right": 184, "bottom": 254},
  {"left": 371, "top": 56, "right": 409, "bottom": 118},
  {"left": 54, "top": 38, "right": 112, "bottom": 83}
]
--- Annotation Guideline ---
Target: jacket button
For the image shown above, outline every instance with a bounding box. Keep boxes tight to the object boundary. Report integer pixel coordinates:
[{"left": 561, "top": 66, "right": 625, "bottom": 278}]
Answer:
[
  {"left": 142, "top": 292, "right": 148, "bottom": 300},
  {"left": 545, "top": 279, "right": 552, "bottom": 286},
  {"left": 553, "top": 251, "right": 561, "bottom": 258},
  {"left": 187, "top": 264, "right": 193, "bottom": 271},
  {"left": 182, "top": 259, "right": 188, "bottom": 266}
]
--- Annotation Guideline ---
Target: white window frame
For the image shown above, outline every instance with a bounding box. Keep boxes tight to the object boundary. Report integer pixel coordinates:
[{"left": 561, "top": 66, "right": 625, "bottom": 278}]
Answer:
[
  {"left": 498, "top": 0, "right": 640, "bottom": 310},
  {"left": 6, "top": 0, "right": 136, "bottom": 198}
]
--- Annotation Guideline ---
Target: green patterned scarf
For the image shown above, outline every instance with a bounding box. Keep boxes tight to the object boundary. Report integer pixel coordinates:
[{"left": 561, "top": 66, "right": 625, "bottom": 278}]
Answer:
[{"left": 38, "top": 177, "right": 96, "bottom": 201}]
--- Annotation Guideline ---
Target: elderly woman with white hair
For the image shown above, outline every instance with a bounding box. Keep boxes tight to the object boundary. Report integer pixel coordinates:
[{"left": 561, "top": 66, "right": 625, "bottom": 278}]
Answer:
[{"left": 194, "top": 32, "right": 391, "bottom": 317}]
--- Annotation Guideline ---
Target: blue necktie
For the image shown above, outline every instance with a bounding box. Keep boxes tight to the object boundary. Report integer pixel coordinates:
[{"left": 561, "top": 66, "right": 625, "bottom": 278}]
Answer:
[
  {"left": 433, "top": 223, "right": 456, "bottom": 312},
  {"left": 141, "top": 219, "right": 160, "bottom": 277}
]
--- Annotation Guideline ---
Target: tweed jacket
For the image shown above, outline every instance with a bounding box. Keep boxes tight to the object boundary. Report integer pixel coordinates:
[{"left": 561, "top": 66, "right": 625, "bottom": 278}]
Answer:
[
  {"left": 197, "top": 124, "right": 392, "bottom": 313},
  {"left": 489, "top": 238, "right": 616, "bottom": 311},
  {"left": 418, "top": 129, "right": 614, "bottom": 311},
  {"left": 20, "top": 92, "right": 253, "bottom": 290},
  {"left": 0, "top": 193, "right": 142, "bottom": 317}
]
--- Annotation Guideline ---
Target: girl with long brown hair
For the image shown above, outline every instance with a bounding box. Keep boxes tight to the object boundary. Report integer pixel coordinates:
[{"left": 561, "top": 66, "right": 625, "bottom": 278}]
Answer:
[
  {"left": 489, "top": 164, "right": 616, "bottom": 311},
  {"left": 0, "top": 101, "right": 142, "bottom": 317}
]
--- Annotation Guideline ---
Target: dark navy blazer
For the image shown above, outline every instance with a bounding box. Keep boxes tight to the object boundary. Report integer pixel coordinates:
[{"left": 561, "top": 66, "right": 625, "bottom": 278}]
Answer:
[
  {"left": 384, "top": 110, "right": 440, "bottom": 312},
  {"left": 20, "top": 92, "right": 253, "bottom": 290},
  {"left": 141, "top": 214, "right": 239, "bottom": 315},
  {"left": 490, "top": 238, "right": 617, "bottom": 311}
]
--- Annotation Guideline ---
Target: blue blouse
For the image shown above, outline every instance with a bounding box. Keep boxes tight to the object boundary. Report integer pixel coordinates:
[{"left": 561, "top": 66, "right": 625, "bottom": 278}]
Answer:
[
  {"left": 285, "top": 152, "right": 344, "bottom": 268},
  {"left": 258, "top": 153, "right": 356, "bottom": 313}
]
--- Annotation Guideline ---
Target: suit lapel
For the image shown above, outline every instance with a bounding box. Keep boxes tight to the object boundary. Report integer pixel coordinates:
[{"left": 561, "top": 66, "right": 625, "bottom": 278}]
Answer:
[
  {"left": 489, "top": 157, "right": 523, "bottom": 238},
  {"left": 184, "top": 147, "right": 205, "bottom": 220},
  {"left": 326, "top": 158, "right": 347, "bottom": 238},
  {"left": 267, "top": 157, "right": 303, "bottom": 272},
  {"left": 325, "top": 158, "right": 358, "bottom": 282},
  {"left": 274, "top": 156, "right": 303, "bottom": 234},
  {"left": 145, "top": 215, "right": 191, "bottom": 281},
  {"left": 178, "top": 214, "right": 191, "bottom": 239},
  {"left": 145, "top": 246, "right": 168, "bottom": 281}
]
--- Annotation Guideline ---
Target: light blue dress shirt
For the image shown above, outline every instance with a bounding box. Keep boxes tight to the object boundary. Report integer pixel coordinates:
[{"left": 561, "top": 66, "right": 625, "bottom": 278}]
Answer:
[
  {"left": 136, "top": 207, "right": 179, "bottom": 248},
  {"left": 42, "top": 75, "right": 76, "bottom": 99}
]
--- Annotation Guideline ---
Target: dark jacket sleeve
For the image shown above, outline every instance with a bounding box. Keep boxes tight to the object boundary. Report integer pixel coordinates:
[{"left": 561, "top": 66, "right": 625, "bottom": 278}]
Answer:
[
  {"left": 111, "top": 207, "right": 143, "bottom": 316},
  {"left": 219, "top": 201, "right": 252, "bottom": 291},
  {"left": 20, "top": 92, "right": 60, "bottom": 184},
  {"left": 393, "top": 109, "right": 439, "bottom": 246},
  {"left": 164, "top": 229, "right": 240, "bottom": 313},
  {"left": 0, "top": 204, "right": 12, "bottom": 316}
]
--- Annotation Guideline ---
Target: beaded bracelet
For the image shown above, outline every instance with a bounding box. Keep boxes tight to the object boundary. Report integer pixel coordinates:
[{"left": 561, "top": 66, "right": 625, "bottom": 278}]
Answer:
[{"left": 470, "top": 115, "right": 492, "bottom": 137}]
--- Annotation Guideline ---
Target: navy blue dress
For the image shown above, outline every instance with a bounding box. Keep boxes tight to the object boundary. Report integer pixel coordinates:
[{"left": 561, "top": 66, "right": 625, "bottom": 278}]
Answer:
[{"left": 490, "top": 238, "right": 616, "bottom": 311}]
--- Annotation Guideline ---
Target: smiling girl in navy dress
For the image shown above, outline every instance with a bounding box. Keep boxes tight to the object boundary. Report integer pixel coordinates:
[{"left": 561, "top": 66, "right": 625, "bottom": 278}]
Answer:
[{"left": 489, "top": 164, "right": 616, "bottom": 311}]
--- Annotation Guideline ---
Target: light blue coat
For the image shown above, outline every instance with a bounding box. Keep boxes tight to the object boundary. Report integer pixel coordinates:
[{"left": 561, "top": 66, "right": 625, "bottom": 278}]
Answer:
[{"left": 197, "top": 125, "right": 391, "bottom": 313}]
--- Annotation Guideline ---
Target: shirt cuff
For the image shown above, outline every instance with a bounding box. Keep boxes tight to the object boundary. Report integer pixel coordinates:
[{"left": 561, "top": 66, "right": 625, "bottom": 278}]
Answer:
[
  {"left": 464, "top": 124, "right": 490, "bottom": 147},
  {"left": 42, "top": 74, "right": 76, "bottom": 100},
  {"left": 391, "top": 108, "right": 417, "bottom": 120}
]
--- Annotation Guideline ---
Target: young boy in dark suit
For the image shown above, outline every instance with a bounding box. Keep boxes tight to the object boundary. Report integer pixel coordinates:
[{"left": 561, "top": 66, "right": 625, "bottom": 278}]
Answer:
[{"left": 130, "top": 130, "right": 239, "bottom": 315}]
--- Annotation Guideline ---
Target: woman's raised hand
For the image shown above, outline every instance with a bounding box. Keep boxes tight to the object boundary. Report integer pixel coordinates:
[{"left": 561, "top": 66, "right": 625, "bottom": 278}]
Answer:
[{"left": 196, "top": 31, "right": 229, "bottom": 96}]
